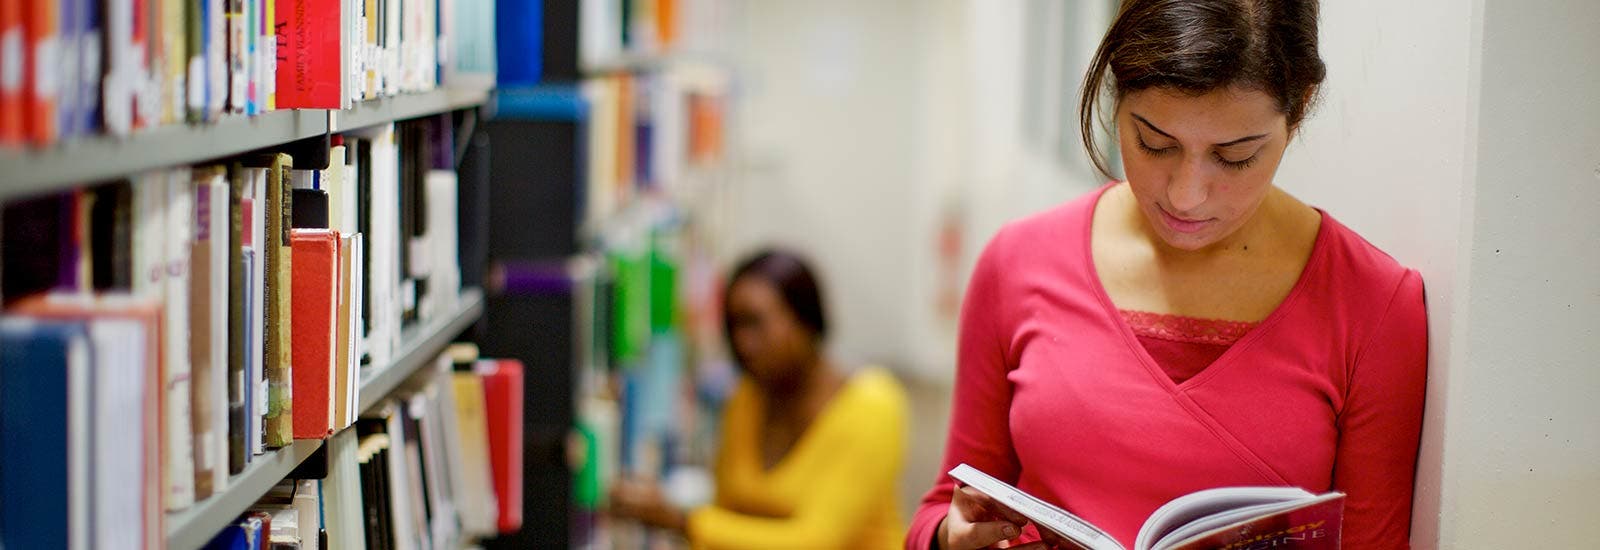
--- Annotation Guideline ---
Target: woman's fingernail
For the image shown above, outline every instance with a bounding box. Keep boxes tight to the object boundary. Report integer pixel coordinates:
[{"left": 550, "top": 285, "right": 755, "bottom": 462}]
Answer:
[{"left": 1004, "top": 525, "right": 1018, "bottom": 538}]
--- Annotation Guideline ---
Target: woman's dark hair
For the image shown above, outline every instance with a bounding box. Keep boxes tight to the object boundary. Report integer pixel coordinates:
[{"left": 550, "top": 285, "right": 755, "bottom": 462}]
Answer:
[
  {"left": 723, "top": 249, "right": 828, "bottom": 341},
  {"left": 1079, "top": 0, "right": 1327, "bottom": 179}
]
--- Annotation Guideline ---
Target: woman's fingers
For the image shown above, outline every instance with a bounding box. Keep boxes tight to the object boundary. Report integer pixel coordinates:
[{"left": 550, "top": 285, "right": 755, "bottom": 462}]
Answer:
[
  {"left": 953, "top": 519, "right": 1022, "bottom": 549},
  {"left": 957, "top": 484, "right": 1033, "bottom": 527}
]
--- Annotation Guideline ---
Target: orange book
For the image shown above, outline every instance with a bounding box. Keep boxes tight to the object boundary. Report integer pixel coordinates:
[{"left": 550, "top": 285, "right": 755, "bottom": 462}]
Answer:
[
  {"left": 289, "top": 228, "right": 339, "bottom": 439},
  {"left": 479, "top": 360, "right": 524, "bottom": 534},
  {"left": 22, "top": 0, "right": 59, "bottom": 145},
  {"left": 8, "top": 293, "right": 165, "bottom": 550},
  {"left": 0, "top": 0, "right": 23, "bottom": 144}
]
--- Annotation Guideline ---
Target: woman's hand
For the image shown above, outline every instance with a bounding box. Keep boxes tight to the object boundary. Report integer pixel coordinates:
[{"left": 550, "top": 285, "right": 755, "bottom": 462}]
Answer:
[
  {"left": 607, "top": 477, "right": 688, "bottom": 534},
  {"left": 937, "top": 484, "right": 1049, "bottom": 550}
]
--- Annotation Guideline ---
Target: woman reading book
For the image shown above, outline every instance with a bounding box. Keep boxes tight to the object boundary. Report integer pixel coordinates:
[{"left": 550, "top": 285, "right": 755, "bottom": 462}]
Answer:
[
  {"left": 911, "top": 1, "right": 1428, "bottom": 549},
  {"left": 610, "top": 249, "right": 911, "bottom": 549}
]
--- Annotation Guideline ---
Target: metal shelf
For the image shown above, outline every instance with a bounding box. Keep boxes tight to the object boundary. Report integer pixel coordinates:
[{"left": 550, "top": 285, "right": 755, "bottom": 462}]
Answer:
[
  {"left": 0, "top": 87, "right": 491, "bottom": 202},
  {"left": 164, "top": 288, "right": 485, "bottom": 550},
  {"left": 0, "top": 109, "right": 325, "bottom": 200},
  {"left": 357, "top": 287, "right": 485, "bottom": 413},
  {"left": 163, "top": 439, "right": 324, "bottom": 550},
  {"left": 332, "top": 87, "right": 493, "bottom": 132}
]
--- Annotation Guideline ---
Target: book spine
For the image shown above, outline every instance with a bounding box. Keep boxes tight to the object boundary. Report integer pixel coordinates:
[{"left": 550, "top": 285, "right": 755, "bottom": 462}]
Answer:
[
  {"left": 289, "top": 229, "right": 336, "bottom": 440},
  {"left": 226, "top": 0, "right": 244, "bottom": 113},
  {"left": 188, "top": 170, "right": 218, "bottom": 500},
  {"left": 184, "top": 0, "right": 203, "bottom": 121},
  {"left": 227, "top": 166, "right": 248, "bottom": 474},
  {"left": 262, "top": 153, "right": 295, "bottom": 448},
  {"left": 206, "top": 0, "right": 223, "bottom": 118},
  {"left": 163, "top": 170, "right": 197, "bottom": 511},
  {"left": 23, "top": 0, "right": 61, "bottom": 145},
  {"left": 0, "top": 0, "right": 22, "bottom": 145}
]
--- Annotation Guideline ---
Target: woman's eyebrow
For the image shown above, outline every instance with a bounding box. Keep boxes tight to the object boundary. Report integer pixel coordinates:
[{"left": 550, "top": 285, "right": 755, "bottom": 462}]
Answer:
[{"left": 1131, "top": 112, "right": 1269, "bottom": 147}]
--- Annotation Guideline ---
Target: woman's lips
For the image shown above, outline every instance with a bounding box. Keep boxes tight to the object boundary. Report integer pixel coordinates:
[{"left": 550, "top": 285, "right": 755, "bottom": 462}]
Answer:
[{"left": 1159, "top": 206, "right": 1214, "bottom": 234}]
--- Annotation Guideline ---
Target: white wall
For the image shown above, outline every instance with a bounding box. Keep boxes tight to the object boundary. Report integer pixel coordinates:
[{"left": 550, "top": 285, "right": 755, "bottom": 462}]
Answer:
[
  {"left": 723, "top": 0, "right": 926, "bottom": 370},
  {"left": 1437, "top": 0, "right": 1600, "bottom": 545}
]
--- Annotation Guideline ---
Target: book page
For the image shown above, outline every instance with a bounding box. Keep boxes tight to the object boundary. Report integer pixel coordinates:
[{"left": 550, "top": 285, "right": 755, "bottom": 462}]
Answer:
[
  {"left": 1155, "top": 493, "right": 1343, "bottom": 550},
  {"left": 1136, "top": 486, "right": 1314, "bottom": 550},
  {"left": 948, "top": 464, "right": 1124, "bottom": 550}
]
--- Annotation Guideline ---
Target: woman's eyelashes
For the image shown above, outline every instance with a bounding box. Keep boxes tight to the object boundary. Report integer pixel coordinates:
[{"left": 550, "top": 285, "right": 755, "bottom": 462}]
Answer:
[{"left": 1136, "top": 132, "right": 1260, "bottom": 171}]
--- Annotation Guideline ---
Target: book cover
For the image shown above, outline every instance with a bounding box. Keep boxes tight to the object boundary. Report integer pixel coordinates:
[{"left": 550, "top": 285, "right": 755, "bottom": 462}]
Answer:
[
  {"left": 0, "top": 0, "right": 22, "bottom": 145},
  {"left": 0, "top": 318, "right": 89, "bottom": 550},
  {"left": 479, "top": 359, "right": 524, "bottom": 533},
  {"left": 256, "top": 152, "right": 295, "bottom": 448},
  {"left": 22, "top": 0, "right": 60, "bottom": 145},
  {"left": 273, "top": 0, "right": 342, "bottom": 108},
  {"left": 290, "top": 228, "right": 339, "bottom": 440},
  {"left": 163, "top": 171, "right": 198, "bottom": 511}
]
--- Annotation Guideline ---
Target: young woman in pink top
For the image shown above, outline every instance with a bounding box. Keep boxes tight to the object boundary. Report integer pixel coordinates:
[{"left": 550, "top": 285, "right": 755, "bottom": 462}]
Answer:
[{"left": 910, "top": 1, "right": 1428, "bottom": 549}]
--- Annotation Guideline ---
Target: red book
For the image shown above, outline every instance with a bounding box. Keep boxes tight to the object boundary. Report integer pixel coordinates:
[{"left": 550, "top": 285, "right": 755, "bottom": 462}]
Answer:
[
  {"left": 272, "top": 0, "right": 341, "bottom": 108},
  {"left": 0, "top": 0, "right": 23, "bottom": 145},
  {"left": 22, "top": 0, "right": 59, "bottom": 146},
  {"left": 478, "top": 359, "right": 524, "bottom": 533},
  {"left": 289, "top": 229, "right": 339, "bottom": 439}
]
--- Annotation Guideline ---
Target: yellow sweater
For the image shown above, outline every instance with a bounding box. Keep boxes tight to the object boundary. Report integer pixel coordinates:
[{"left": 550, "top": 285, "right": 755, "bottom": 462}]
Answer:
[{"left": 686, "top": 367, "right": 909, "bottom": 550}]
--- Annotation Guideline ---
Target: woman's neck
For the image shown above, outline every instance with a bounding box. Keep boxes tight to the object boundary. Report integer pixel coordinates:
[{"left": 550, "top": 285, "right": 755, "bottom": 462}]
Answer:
[{"left": 766, "top": 357, "right": 844, "bottom": 418}]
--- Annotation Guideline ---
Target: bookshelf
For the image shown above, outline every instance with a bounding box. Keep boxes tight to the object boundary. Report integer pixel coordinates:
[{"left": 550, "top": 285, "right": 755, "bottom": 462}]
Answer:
[
  {"left": 163, "top": 288, "right": 485, "bottom": 550},
  {"left": 0, "top": 87, "right": 492, "bottom": 202}
]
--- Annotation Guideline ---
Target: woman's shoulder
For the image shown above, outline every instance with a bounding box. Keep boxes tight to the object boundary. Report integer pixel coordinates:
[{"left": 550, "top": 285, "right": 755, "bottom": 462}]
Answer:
[
  {"left": 1314, "top": 212, "right": 1423, "bottom": 296},
  {"left": 837, "top": 367, "right": 910, "bottom": 420}
]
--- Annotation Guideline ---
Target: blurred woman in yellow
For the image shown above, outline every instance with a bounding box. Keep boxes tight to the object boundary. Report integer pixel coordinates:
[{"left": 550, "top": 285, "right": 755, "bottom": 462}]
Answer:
[{"left": 609, "top": 249, "right": 909, "bottom": 549}]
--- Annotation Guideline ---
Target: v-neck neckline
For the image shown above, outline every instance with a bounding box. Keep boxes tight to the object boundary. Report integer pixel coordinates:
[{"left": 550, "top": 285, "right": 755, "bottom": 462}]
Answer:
[
  {"left": 750, "top": 369, "right": 862, "bottom": 478},
  {"left": 1081, "top": 184, "right": 1332, "bottom": 393}
]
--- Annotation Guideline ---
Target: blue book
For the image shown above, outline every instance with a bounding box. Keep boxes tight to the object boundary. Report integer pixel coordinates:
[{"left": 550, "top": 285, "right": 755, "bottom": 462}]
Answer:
[
  {"left": 0, "top": 318, "right": 91, "bottom": 550},
  {"left": 495, "top": 0, "right": 541, "bottom": 86},
  {"left": 79, "top": 0, "right": 102, "bottom": 136},
  {"left": 202, "top": 522, "right": 250, "bottom": 550}
]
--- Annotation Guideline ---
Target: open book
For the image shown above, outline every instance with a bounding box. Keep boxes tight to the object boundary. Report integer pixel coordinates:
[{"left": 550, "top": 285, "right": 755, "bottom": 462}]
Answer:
[{"left": 948, "top": 464, "right": 1344, "bottom": 550}]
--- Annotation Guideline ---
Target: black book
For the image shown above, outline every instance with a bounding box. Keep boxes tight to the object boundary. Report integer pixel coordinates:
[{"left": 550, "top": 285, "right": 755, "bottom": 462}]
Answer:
[
  {"left": 226, "top": 168, "right": 247, "bottom": 474},
  {"left": 88, "top": 182, "right": 133, "bottom": 291}
]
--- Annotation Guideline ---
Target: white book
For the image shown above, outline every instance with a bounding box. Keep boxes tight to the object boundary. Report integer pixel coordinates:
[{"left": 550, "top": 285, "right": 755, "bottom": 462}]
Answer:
[
  {"left": 384, "top": 406, "right": 419, "bottom": 550},
  {"left": 163, "top": 171, "right": 197, "bottom": 511},
  {"left": 248, "top": 168, "right": 268, "bottom": 456},
  {"left": 321, "top": 429, "right": 365, "bottom": 550},
  {"left": 947, "top": 464, "right": 1345, "bottom": 550},
  {"left": 368, "top": 124, "right": 402, "bottom": 364},
  {"left": 345, "top": 234, "right": 365, "bottom": 424},
  {"left": 207, "top": 0, "right": 226, "bottom": 118},
  {"left": 131, "top": 172, "right": 169, "bottom": 299},
  {"left": 88, "top": 318, "right": 147, "bottom": 550},
  {"left": 424, "top": 170, "right": 460, "bottom": 316}
]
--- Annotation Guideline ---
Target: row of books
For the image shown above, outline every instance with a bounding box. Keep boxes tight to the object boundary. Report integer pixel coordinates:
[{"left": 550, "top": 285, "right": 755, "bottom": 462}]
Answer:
[
  {"left": 578, "top": 0, "right": 729, "bottom": 71},
  {"left": 0, "top": 0, "right": 495, "bottom": 148},
  {"left": 200, "top": 352, "right": 526, "bottom": 550},
  {"left": 0, "top": 116, "right": 464, "bottom": 548},
  {"left": 580, "top": 70, "right": 726, "bottom": 233}
]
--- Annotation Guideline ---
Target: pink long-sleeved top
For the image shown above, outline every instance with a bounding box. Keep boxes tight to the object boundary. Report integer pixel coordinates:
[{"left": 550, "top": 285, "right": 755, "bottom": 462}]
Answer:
[{"left": 909, "top": 185, "right": 1428, "bottom": 550}]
